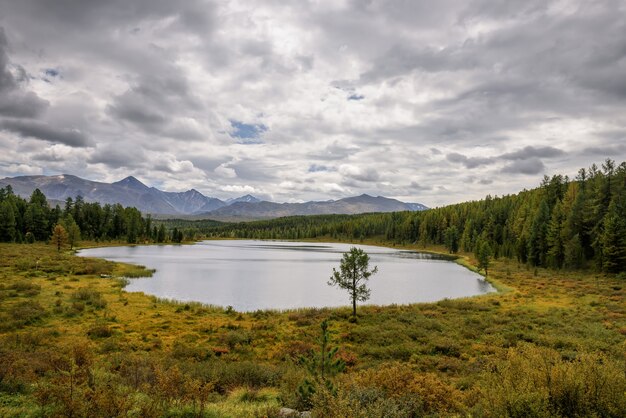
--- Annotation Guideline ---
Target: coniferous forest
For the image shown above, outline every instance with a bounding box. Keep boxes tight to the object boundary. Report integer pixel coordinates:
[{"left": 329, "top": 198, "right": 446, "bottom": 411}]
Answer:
[
  {"left": 204, "top": 159, "right": 626, "bottom": 275},
  {"left": 0, "top": 187, "right": 194, "bottom": 245}
]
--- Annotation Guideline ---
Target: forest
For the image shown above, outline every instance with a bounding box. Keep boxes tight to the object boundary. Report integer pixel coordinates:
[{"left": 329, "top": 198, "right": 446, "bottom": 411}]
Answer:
[
  {"left": 0, "top": 187, "right": 196, "bottom": 245},
  {"left": 203, "top": 159, "right": 626, "bottom": 275}
]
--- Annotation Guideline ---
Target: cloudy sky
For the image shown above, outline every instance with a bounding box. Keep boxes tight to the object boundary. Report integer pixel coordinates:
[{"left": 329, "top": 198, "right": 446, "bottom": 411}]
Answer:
[{"left": 0, "top": 0, "right": 625, "bottom": 206}]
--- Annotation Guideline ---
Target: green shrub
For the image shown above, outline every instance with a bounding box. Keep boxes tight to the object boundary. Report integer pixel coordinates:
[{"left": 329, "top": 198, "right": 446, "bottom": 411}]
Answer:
[
  {"left": 10, "top": 300, "right": 46, "bottom": 325},
  {"left": 72, "top": 288, "right": 107, "bottom": 309},
  {"left": 476, "top": 343, "right": 626, "bottom": 417},
  {"left": 87, "top": 324, "right": 113, "bottom": 339}
]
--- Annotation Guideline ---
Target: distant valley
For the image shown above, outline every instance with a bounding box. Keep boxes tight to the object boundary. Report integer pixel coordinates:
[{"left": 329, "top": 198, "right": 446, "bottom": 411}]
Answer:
[{"left": 0, "top": 174, "right": 428, "bottom": 220}]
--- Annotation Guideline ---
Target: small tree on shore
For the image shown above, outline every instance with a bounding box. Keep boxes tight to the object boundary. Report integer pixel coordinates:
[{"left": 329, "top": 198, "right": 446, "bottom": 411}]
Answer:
[
  {"left": 328, "top": 247, "right": 378, "bottom": 320},
  {"left": 51, "top": 224, "right": 68, "bottom": 253}
]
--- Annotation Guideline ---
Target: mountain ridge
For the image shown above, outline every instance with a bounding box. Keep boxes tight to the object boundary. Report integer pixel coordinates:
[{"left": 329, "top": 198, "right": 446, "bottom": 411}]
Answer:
[{"left": 0, "top": 174, "right": 429, "bottom": 219}]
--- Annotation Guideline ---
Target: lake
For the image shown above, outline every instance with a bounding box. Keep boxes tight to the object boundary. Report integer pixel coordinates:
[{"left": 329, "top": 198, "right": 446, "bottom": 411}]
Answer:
[{"left": 79, "top": 240, "right": 496, "bottom": 311}]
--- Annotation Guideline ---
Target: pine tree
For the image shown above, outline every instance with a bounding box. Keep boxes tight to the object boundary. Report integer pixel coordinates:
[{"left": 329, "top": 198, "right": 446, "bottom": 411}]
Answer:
[
  {"left": 476, "top": 240, "right": 492, "bottom": 277},
  {"left": 527, "top": 199, "right": 550, "bottom": 266},
  {"left": 297, "top": 320, "right": 345, "bottom": 408},
  {"left": 461, "top": 219, "right": 474, "bottom": 253},
  {"left": 600, "top": 198, "right": 626, "bottom": 273},
  {"left": 0, "top": 200, "right": 17, "bottom": 242},
  {"left": 546, "top": 199, "right": 566, "bottom": 268},
  {"left": 444, "top": 225, "right": 460, "bottom": 253},
  {"left": 328, "top": 247, "right": 378, "bottom": 320},
  {"left": 157, "top": 224, "right": 167, "bottom": 243}
]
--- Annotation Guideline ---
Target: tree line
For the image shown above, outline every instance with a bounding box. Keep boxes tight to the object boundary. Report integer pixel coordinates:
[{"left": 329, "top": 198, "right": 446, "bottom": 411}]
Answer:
[
  {"left": 0, "top": 186, "right": 191, "bottom": 245},
  {"left": 203, "top": 159, "right": 626, "bottom": 274},
  {"left": 2, "top": 158, "right": 624, "bottom": 273}
]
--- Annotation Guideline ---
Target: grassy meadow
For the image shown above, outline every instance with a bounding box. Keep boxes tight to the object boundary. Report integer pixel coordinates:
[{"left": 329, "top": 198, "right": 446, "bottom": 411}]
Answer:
[{"left": 0, "top": 240, "right": 624, "bottom": 417}]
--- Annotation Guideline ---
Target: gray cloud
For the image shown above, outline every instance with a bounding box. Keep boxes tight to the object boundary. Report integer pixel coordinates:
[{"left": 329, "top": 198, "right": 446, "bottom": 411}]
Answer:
[
  {"left": 502, "top": 158, "right": 545, "bottom": 175},
  {"left": 447, "top": 153, "right": 493, "bottom": 169},
  {"left": 0, "top": 27, "right": 49, "bottom": 118},
  {"left": 88, "top": 145, "right": 145, "bottom": 168},
  {"left": 0, "top": 119, "right": 92, "bottom": 147},
  {"left": 500, "top": 146, "right": 565, "bottom": 161},
  {"left": 447, "top": 146, "right": 566, "bottom": 172}
]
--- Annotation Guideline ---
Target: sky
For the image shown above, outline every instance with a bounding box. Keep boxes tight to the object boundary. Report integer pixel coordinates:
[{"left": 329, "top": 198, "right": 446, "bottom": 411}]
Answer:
[{"left": 0, "top": 0, "right": 625, "bottom": 206}]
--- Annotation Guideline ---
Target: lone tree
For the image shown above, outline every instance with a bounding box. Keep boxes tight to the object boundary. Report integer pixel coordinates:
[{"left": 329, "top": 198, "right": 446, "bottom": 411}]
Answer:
[{"left": 328, "top": 247, "right": 378, "bottom": 320}]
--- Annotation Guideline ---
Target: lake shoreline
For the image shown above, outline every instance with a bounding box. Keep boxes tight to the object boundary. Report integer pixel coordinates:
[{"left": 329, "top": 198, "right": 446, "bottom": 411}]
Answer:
[{"left": 78, "top": 238, "right": 497, "bottom": 312}]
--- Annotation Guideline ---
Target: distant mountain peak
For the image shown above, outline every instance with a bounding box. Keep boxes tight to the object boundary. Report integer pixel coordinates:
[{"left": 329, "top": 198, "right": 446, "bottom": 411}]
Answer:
[
  {"left": 113, "top": 176, "right": 148, "bottom": 190},
  {"left": 226, "top": 194, "right": 261, "bottom": 205}
]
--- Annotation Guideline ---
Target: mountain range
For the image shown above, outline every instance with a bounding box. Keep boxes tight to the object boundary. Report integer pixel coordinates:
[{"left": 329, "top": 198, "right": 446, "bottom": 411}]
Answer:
[{"left": 0, "top": 174, "right": 428, "bottom": 220}]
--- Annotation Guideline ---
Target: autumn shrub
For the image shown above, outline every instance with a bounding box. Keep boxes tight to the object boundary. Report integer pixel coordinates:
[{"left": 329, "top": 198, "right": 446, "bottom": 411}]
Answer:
[
  {"left": 230, "top": 386, "right": 277, "bottom": 403},
  {"left": 171, "top": 339, "right": 210, "bottom": 361},
  {"left": 476, "top": 343, "right": 626, "bottom": 417},
  {"left": 72, "top": 287, "right": 107, "bottom": 309},
  {"left": 87, "top": 324, "right": 113, "bottom": 339},
  {"left": 10, "top": 300, "right": 46, "bottom": 326},
  {"left": 193, "top": 360, "right": 281, "bottom": 393},
  {"left": 220, "top": 330, "right": 252, "bottom": 350},
  {"left": 9, "top": 281, "right": 41, "bottom": 296},
  {"left": 316, "top": 362, "right": 464, "bottom": 416}
]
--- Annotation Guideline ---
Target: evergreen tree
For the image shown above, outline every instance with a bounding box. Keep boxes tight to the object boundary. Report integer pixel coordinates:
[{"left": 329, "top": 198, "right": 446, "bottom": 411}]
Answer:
[
  {"left": 460, "top": 219, "right": 474, "bottom": 253},
  {"left": 297, "top": 320, "right": 345, "bottom": 408},
  {"left": 0, "top": 200, "right": 17, "bottom": 242},
  {"left": 528, "top": 200, "right": 550, "bottom": 267},
  {"left": 444, "top": 225, "right": 460, "bottom": 253},
  {"left": 25, "top": 189, "right": 50, "bottom": 241},
  {"left": 157, "top": 224, "right": 167, "bottom": 243},
  {"left": 546, "top": 199, "right": 566, "bottom": 268},
  {"left": 600, "top": 198, "right": 626, "bottom": 273},
  {"left": 477, "top": 241, "right": 492, "bottom": 277},
  {"left": 145, "top": 214, "right": 152, "bottom": 240},
  {"left": 328, "top": 247, "right": 378, "bottom": 320}
]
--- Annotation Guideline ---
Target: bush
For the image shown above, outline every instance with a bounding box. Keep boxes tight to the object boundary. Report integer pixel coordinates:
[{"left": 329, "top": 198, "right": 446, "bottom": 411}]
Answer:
[
  {"left": 171, "top": 340, "right": 210, "bottom": 361},
  {"left": 10, "top": 300, "right": 46, "bottom": 325},
  {"left": 476, "top": 343, "right": 626, "bottom": 417},
  {"left": 322, "top": 363, "right": 464, "bottom": 416},
  {"left": 72, "top": 288, "right": 107, "bottom": 309},
  {"left": 192, "top": 361, "right": 281, "bottom": 393},
  {"left": 10, "top": 281, "right": 41, "bottom": 295},
  {"left": 87, "top": 324, "right": 113, "bottom": 339},
  {"left": 220, "top": 330, "right": 252, "bottom": 350}
]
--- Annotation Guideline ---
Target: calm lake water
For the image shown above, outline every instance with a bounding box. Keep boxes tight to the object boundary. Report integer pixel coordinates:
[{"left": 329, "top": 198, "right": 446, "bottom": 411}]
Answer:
[{"left": 79, "top": 240, "right": 495, "bottom": 311}]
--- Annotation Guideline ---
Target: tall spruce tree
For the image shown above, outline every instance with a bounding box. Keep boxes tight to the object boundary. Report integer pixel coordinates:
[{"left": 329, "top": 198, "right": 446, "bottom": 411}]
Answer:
[
  {"left": 547, "top": 199, "right": 566, "bottom": 268},
  {"left": 0, "top": 200, "right": 17, "bottom": 242},
  {"left": 600, "top": 198, "right": 626, "bottom": 273},
  {"left": 528, "top": 199, "right": 551, "bottom": 267}
]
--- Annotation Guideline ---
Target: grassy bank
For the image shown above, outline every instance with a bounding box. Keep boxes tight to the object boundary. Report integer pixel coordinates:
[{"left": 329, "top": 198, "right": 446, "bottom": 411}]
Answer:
[{"left": 0, "top": 241, "right": 624, "bottom": 417}]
